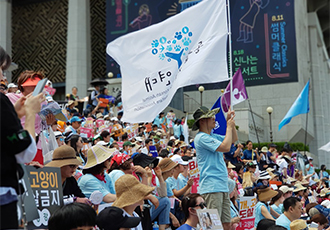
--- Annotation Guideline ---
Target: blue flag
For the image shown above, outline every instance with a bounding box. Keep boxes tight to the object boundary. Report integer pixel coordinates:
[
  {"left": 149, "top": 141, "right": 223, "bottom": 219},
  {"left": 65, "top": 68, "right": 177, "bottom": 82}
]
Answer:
[
  {"left": 279, "top": 81, "right": 310, "bottom": 130},
  {"left": 211, "top": 96, "right": 227, "bottom": 135}
]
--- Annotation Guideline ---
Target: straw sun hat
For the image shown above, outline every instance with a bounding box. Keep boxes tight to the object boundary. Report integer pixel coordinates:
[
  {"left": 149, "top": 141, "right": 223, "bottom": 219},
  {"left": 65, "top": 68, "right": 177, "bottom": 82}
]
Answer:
[
  {"left": 158, "top": 158, "right": 178, "bottom": 173},
  {"left": 83, "top": 145, "right": 117, "bottom": 169},
  {"left": 293, "top": 183, "right": 306, "bottom": 193},
  {"left": 257, "top": 187, "right": 278, "bottom": 202},
  {"left": 290, "top": 219, "right": 308, "bottom": 230},
  {"left": 192, "top": 106, "right": 220, "bottom": 131},
  {"left": 46, "top": 145, "right": 81, "bottom": 168},
  {"left": 113, "top": 174, "right": 154, "bottom": 209}
]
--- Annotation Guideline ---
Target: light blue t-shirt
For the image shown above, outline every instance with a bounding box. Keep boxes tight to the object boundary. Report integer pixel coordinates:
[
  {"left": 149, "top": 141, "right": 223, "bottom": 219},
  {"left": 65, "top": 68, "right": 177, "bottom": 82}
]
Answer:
[
  {"left": 164, "top": 178, "right": 175, "bottom": 197},
  {"left": 153, "top": 116, "right": 165, "bottom": 128},
  {"left": 176, "top": 223, "right": 196, "bottom": 230},
  {"left": 173, "top": 124, "right": 183, "bottom": 138},
  {"left": 195, "top": 132, "right": 228, "bottom": 194},
  {"left": 255, "top": 202, "right": 270, "bottom": 227},
  {"left": 78, "top": 173, "right": 115, "bottom": 204},
  {"left": 275, "top": 213, "right": 291, "bottom": 230},
  {"left": 178, "top": 174, "right": 188, "bottom": 190},
  {"left": 230, "top": 201, "right": 239, "bottom": 218},
  {"left": 108, "top": 170, "right": 125, "bottom": 193},
  {"left": 271, "top": 203, "right": 283, "bottom": 218},
  {"left": 156, "top": 177, "right": 173, "bottom": 197},
  {"left": 306, "top": 164, "right": 314, "bottom": 175}
]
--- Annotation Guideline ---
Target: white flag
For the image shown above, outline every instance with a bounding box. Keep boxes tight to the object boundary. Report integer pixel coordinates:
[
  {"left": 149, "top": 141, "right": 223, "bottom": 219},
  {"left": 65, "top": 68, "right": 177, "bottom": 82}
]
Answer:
[
  {"left": 183, "top": 115, "right": 189, "bottom": 145},
  {"left": 107, "top": 0, "right": 229, "bottom": 123}
]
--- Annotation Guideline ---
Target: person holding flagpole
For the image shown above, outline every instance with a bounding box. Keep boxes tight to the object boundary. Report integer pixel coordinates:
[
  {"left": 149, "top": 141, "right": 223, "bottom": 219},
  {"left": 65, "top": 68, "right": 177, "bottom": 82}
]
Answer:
[{"left": 192, "top": 106, "right": 238, "bottom": 230}]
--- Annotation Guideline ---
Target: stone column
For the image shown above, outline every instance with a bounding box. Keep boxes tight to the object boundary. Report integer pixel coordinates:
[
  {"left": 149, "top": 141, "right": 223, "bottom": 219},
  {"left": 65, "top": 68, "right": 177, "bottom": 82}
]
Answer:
[
  {"left": 66, "top": 0, "right": 91, "bottom": 99},
  {"left": 0, "top": 0, "right": 12, "bottom": 82}
]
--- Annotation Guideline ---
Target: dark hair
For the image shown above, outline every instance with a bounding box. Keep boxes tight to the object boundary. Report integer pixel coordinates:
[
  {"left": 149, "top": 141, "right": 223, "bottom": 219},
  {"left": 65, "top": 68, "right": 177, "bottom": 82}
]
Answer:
[
  {"left": 100, "top": 130, "right": 110, "bottom": 140},
  {"left": 182, "top": 193, "right": 202, "bottom": 221},
  {"left": 121, "top": 132, "right": 128, "bottom": 141},
  {"left": 307, "top": 213, "right": 328, "bottom": 225},
  {"left": 17, "top": 70, "right": 44, "bottom": 92},
  {"left": 110, "top": 143, "right": 118, "bottom": 148},
  {"left": 266, "top": 226, "right": 287, "bottom": 230},
  {"left": 68, "top": 134, "right": 82, "bottom": 153},
  {"left": 48, "top": 203, "right": 96, "bottom": 230},
  {"left": 167, "top": 140, "right": 174, "bottom": 147},
  {"left": 0, "top": 46, "right": 11, "bottom": 70},
  {"left": 256, "top": 219, "right": 275, "bottom": 230},
  {"left": 305, "top": 203, "right": 318, "bottom": 216},
  {"left": 270, "top": 190, "right": 283, "bottom": 205},
  {"left": 108, "top": 158, "right": 132, "bottom": 173},
  {"left": 83, "top": 161, "right": 108, "bottom": 175},
  {"left": 152, "top": 124, "right": 158, "bottom": 128},
  {"left": 145, "top": 138, "right": 152, "bottom": 145},
  {"left": 283, "top": 197, "right": 301, "bottom": 212},
  {"left": 159, "top": 149, "right": 169, "bottom": 158},
  {"left": 233, "top": 163, "right": 244, "bottom": 174},
  {"left": 321, "top": 165, "right": 326, "bottom": 171},
  {"left": 246, "top": 140, "right": 252, "bottom": 145}
]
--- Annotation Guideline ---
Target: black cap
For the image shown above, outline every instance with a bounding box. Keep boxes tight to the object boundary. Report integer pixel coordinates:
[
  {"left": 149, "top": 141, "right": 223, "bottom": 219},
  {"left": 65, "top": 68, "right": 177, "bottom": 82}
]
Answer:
[
  {"left": 96, "top": 206, "right": 141, "bottom": 230},
  {"left": 132, "top": 153, "right": 159, "bottom": 169}
]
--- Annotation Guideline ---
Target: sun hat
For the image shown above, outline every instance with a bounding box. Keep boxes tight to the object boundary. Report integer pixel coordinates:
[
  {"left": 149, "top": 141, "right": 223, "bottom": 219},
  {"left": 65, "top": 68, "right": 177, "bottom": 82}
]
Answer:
[
  {"left": 45, "top": 145, "right": 81, "bottom": 168},
  {"left": 112, "top": 174, "right": 154, "bottom": 208},
  {"left": 266, "top": 168, "right": 275, "bottom": 173},
  {"left": 308, "top": 156, "right": 313, "bottom": 161},
  {"left": 70, "top": 116, "right": 82, "bottom": 123},
  {"left": 96, "top": 113, "right": 104, "bottom": 119},
  {"left": 261, "top": 146, "right": 268, "bottom": 153},
  {"left": 21, "top": 77, "right": 41, "bottom": 87},
  {"left": 279, "top": 185, "right": 294, "bottom": 194},
  {"left": 83, "top": 145, "right": 116, "bottom": 169},
  {"left": 110, "top": 153, "right": 130, "bottom": 167},
  {"left": 290, "top": 219, "right": 307, "bottom": 230},
  {"left": 192, "top": 106, "right": 220, "bottom": 131},
  {"left": 133, "top": 153, "right": 159, "bottom": 169},
  {"left": 135, "top": 136, "right": 143, "bottom": 142},
  {"left": 321, "top": 200, "right": 330, "bottom": 209},
  {"left": 257, "top": 187, "right": 278, "bottom": 202},
  {"left": 96, "top": 141, "right": 110, "bottom": 146},
  {"left": 170, "top": 136, "right": 176, "bottom": 141},
  {"left": 158, "top": 158, "right": 178, "bottom": 172},
  {"left": 293, "top": 183, "right": 306, "bottom": 193},
  {"left": 259, "top": 171, "right": 271, "bottom": 180},
  {"left": 67, "top": 100, "right": 78, "bottom": 107},
  {"left": 111, "top": 117, "right": 118, "bottom": 121},
  {"left": 123, "top": 141, "right": 135, "bottom": 147},
  {"left": 283, "top": 155, "right": 292, "bottom": 163},
  {"left": 174, "top": 140, "right": 182, "bottom": 146},
  {"left": 227, "top": 161, "right": 236, "bottom": 169},
  {"left": 153, "top": 135, "right": 161, "bottom": 140},
  {"left": 319, "top": 188, "right": 330, "bottom": 197},
  {"left": 171, "top": 155, "right": 188, "bottom": 166},
  {"left": 96, "top": 206, "right": 141, "bottom": 230}
]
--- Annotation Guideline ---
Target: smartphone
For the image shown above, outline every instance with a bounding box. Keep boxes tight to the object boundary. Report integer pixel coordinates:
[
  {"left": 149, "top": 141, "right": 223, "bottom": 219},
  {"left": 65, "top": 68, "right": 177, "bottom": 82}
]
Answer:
[{"left": 32, "top": 78, "right": 48, "bottom": 96}]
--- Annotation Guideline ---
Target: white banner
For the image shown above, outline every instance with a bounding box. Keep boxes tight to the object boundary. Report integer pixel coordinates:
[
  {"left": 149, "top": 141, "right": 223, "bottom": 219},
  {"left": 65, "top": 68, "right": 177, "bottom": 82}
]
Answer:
[{"left": 107, "top": 0, "right": 229, "bottom": 123}]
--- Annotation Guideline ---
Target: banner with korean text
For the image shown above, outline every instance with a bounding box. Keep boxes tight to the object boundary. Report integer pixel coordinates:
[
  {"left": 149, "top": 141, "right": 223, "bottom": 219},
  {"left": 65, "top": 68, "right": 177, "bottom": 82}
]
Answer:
[{"left": 236, "top": 195, "right": 257, "bottom": 230}]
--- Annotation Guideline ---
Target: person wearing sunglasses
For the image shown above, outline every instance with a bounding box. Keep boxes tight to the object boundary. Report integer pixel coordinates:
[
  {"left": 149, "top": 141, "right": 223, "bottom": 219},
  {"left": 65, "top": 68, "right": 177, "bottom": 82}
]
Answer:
[
  {"left": 46, "top": 145, "right": 91, "bottom": 206},
  {"left": 54, "top": 131, "right": 65, "bottom": 147},
  {"left": 177, "top": 193, "right": 207, "bottom": 230}
]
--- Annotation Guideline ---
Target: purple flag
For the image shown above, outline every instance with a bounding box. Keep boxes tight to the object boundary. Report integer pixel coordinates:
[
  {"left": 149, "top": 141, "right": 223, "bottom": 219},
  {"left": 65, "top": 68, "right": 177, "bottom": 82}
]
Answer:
[{"left": 221, "top": 68, "right": 248, "bottom": 112}]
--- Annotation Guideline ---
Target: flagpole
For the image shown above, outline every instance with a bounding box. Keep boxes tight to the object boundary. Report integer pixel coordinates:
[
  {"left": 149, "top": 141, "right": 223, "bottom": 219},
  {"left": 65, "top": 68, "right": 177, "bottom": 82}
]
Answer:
[
  {"left": 226, "top": 0, "right": 234, "bottom": 111},
  {"left": 248, "top": 99, "right": 261, "bottom": 149},
  {"left": 304, "top": 79, "right": 311, "bottom": 155}
]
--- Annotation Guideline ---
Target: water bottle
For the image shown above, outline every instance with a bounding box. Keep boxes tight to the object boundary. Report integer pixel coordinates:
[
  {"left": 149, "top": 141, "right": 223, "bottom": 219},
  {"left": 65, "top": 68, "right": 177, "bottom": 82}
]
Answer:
[{"left": 153, "top": 221, "right": 159, "bottom": 230}]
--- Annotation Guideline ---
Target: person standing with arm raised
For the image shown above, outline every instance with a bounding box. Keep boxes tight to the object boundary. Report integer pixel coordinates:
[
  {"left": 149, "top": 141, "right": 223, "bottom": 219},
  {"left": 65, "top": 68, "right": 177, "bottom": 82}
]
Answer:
[{"left": 193, "top": 106, "right": 238, "bottom": 230}]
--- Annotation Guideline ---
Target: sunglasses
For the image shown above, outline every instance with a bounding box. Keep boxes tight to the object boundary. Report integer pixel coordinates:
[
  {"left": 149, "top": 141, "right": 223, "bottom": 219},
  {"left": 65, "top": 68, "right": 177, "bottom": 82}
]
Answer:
[
  {"left": 58, "top": 138, "right": 64, "bottom": 142},
  {"left": 194, "top": 202, "right": 207, "bottom": 209}
]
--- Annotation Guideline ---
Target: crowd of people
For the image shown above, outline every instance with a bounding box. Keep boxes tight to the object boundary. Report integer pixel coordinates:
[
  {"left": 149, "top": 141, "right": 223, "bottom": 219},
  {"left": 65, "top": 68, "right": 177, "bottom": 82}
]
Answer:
[{"left": 1, "top": 44, "right": 330, "bottom": 230}]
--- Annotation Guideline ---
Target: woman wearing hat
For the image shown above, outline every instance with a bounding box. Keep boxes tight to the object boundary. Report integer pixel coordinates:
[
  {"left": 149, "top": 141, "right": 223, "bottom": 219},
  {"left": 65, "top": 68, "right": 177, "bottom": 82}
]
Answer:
[
  {"left": 254, "top": 186, "right": 278, "bottom": 227},
  {"left": 46, "top": 145, "right": 91, "bottom": 205},
  {"left": 112, "top": 174, "right": 155, "bottom": 230},
  {"left": 7, "top": 70, "right": 56, "bottom": 165},
  {"left": 78, "top": 145, "right": 116, "bottom": 203}
]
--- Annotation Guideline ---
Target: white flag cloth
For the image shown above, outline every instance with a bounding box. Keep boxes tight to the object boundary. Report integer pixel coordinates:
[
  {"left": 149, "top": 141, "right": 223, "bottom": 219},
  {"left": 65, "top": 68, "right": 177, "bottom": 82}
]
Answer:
[
  {"left": 107, "top": 0, "right": 229, "bottom": 123},
  {"left": 183, "top": 115, "right": 189, "bottom": 144},
  {"left": 319, "top": 141, "right": 330, "bottom": 152}
]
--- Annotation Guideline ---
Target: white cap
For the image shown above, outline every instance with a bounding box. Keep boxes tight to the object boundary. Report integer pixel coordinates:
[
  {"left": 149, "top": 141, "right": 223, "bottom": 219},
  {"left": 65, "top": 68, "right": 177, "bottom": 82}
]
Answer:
[
  {"left": 111, "top": 117, "right": 118, "bottom": 121},
  {"left": 54, "top": 131, "right": 63, "bottom": 138},
  {"left": 279, "top": 185, "right": 294, "bottom": 194},
  {"left": 135, "top": 137, "right": 143, "bottom": 142},
  {"left": 96, "top": 141, "right": 109, "bottom": 146},
  {"left": 170, "top": 136, "right": 176, "bottom": 141},
  {"left": 7, "top": 83, "right": 17, "bottom": 88},
  {"left": 307, "top": 156, "right": 313, "bottom": 161},
  {"left": 171, "top": 155, "right": 188, "bottom": 166}
]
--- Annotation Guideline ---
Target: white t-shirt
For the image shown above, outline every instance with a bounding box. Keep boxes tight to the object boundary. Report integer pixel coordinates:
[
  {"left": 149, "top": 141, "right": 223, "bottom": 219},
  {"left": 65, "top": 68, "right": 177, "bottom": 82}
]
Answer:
[
  {"left": 123, "top": 210, "right": 142, "bottom": 230},
  {"left": 276, "top": 157, "right": 288, "bottom": 174}
]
